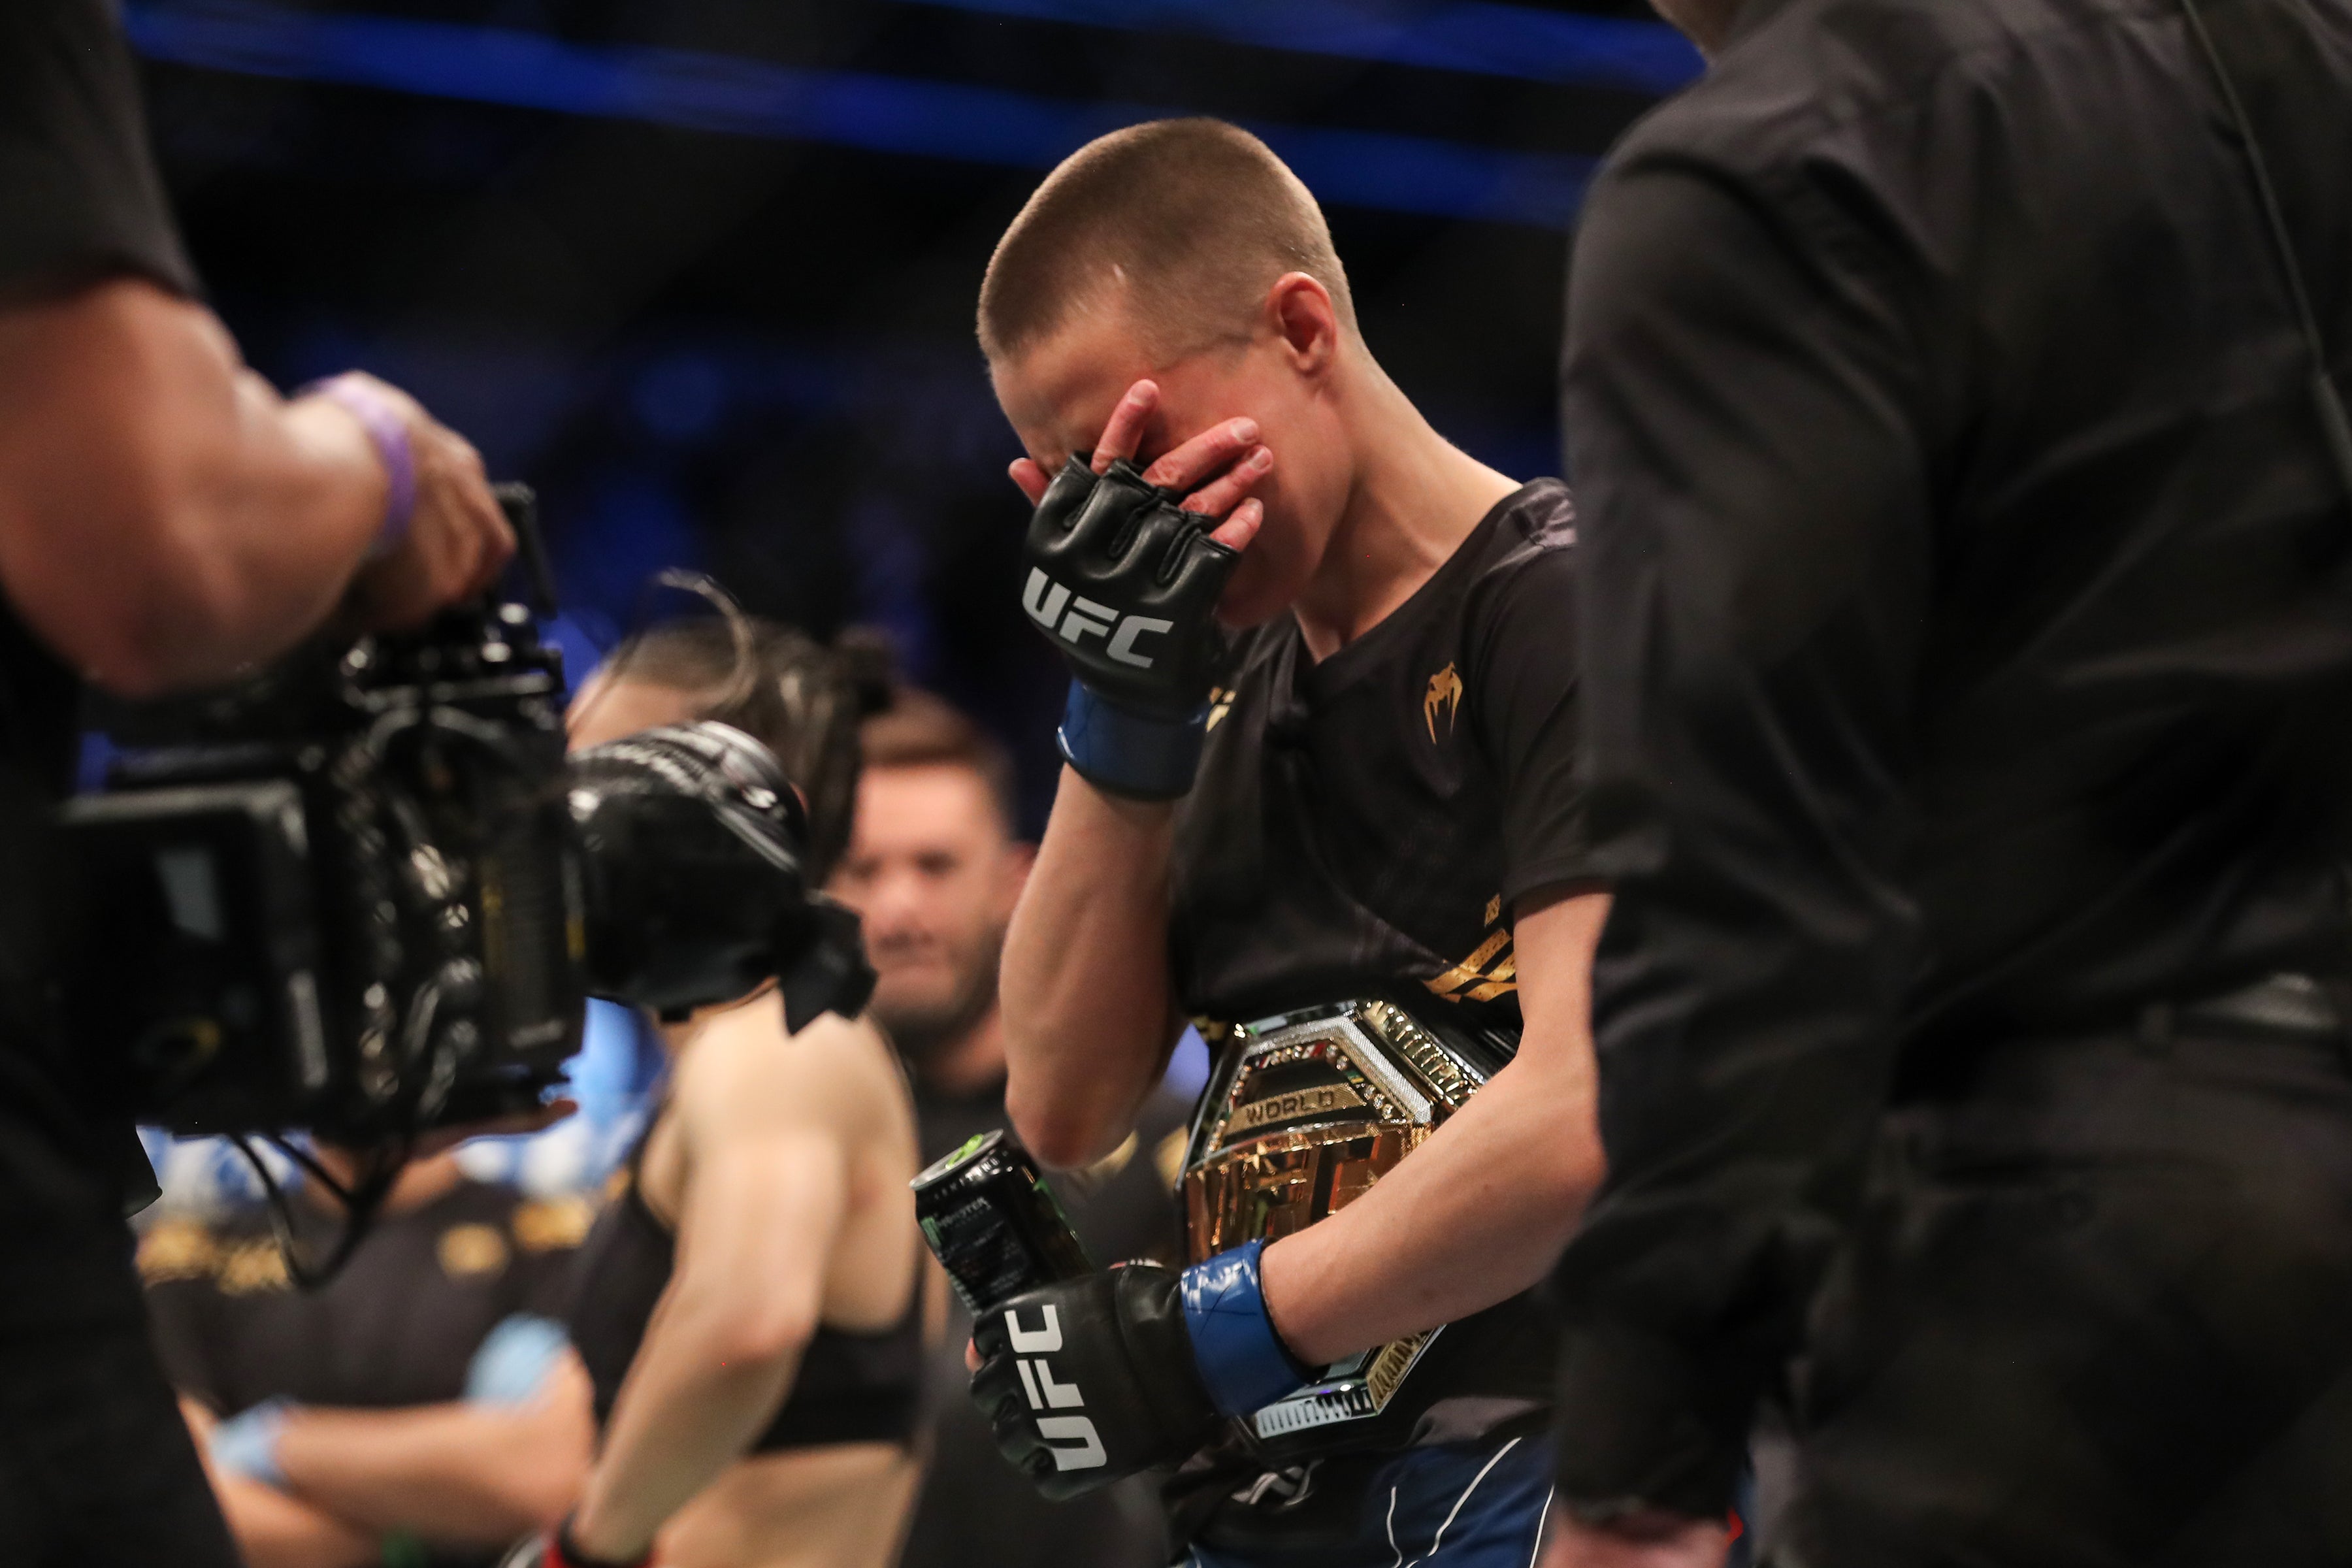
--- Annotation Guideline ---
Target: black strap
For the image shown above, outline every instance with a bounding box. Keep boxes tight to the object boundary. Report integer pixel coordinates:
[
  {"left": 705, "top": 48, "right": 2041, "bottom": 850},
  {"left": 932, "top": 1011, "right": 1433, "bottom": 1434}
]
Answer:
[{"left": 2178, "top": 0, "right": 2352, "bottom": 503}]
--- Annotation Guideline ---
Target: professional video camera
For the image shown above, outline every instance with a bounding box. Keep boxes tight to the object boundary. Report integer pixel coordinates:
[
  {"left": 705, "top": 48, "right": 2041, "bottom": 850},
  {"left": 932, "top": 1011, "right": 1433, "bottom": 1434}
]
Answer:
[{"left": 59, "top": 489, "right": 869, "bottom": 1270}]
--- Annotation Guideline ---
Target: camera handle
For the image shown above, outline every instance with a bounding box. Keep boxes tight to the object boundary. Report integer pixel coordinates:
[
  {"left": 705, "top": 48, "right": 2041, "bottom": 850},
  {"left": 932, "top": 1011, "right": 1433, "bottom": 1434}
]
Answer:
[{"left": 495, "top": 482, "right": 561, "bottom": 614}]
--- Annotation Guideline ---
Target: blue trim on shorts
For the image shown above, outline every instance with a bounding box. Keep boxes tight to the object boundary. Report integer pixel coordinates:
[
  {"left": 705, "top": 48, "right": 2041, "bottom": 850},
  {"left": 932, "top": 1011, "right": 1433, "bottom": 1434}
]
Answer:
[
  {"left": 1185, "top": 1433, "right": 1557, "bottom": 1568},
  {"left": 1182, "top": 1434, "right": 1760, "bottom": 1568}
]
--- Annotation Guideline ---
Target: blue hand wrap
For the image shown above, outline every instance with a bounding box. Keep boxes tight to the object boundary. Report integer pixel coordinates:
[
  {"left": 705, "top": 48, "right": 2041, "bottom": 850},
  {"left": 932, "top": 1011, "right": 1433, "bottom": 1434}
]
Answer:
[
  {"left": 1179, "top": 1239, "right": 1314, "bottom": 1418},
  {"left": 1056, "top": 680, "right": 1209, "bottom": 802},
  {"left": 209, "top": 1397, "right": 291, "bottom": 1488}
]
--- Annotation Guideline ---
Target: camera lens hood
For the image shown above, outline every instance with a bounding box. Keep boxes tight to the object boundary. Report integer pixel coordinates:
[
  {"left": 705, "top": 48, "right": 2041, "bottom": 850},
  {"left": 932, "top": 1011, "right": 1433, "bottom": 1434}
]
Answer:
[{"left": 566, "top": 721, "right": 872, "bottom": 1026}]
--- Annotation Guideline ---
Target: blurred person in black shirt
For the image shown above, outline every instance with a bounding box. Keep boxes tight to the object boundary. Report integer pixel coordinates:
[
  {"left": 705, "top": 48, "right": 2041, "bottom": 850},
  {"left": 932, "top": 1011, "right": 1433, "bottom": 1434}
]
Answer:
[
  {"left": 831, "top": 687, "right": 1187, "bottom": 1568},
  {"left": 143, "top": 1148, "right": 594, "bottom": 1567},
  {"left": 1546, "top": 0, "right": 2352, "bottom": 1564},
  {"left": 0, "top": 5, "right": 514, "bottom": 1560}
]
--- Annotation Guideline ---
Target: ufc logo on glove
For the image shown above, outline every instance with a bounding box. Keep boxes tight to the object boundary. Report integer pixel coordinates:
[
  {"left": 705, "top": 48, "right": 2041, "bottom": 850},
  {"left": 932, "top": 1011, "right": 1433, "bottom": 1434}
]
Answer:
[
  {"left": 1017, "top": 457, "right": 1238, "bottom": 801},
  {"left": 1021, "top": 570, "right": 1173, "bottom": 670},
  {"left": 1002, "top": 1304, "right": 1108, "bottom": 1471}
]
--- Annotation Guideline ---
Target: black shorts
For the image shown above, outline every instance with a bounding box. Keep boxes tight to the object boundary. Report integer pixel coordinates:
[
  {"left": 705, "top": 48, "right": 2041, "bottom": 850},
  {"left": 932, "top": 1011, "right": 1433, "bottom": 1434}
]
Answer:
[
  {"left": 0, "top": 1314, "right": 238, "bottom": 1565},
  {"left": 1776, "top": 1026, "right": 2352, "bottom": 1567}
]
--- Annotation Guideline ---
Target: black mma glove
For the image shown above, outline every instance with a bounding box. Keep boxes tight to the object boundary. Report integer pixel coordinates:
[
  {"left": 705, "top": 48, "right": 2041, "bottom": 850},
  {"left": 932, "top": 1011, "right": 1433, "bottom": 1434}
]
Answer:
[
  {"left": 970, "top": 1241, "right": 1315, "bottom": 1500},
  {"left": 567, "top": 720, "right": 875, "bottom": 1029},
  {"left": 1021, "top": 455, "right": 1240, "bottom": 800}
]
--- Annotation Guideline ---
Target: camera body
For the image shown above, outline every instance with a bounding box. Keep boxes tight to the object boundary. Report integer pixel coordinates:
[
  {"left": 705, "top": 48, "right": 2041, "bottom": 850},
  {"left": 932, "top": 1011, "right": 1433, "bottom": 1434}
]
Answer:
[{"left": 63, "top": 590, "right": 585, "bottom": 1141}]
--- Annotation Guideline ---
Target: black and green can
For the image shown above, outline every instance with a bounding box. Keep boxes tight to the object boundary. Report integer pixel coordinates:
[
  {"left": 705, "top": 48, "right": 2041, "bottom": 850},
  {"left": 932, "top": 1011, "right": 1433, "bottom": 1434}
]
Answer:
[{"left": 911, "top": 1128, "right": 1092, "bottom": 1315}]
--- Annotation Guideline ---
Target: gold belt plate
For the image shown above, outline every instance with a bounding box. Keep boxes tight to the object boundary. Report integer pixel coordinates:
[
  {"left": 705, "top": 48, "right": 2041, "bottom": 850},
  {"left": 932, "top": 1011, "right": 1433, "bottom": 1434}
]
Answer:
[{"left": 1181, "top": 997, "right": 1496, "bottom": 1446}]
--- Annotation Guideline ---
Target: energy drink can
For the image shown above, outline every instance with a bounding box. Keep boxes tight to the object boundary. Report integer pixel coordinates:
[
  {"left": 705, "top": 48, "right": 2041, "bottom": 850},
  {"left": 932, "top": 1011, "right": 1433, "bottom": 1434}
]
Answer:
[{"left": 912, "top": 1128, "right": 1093, "bottom": 1315}]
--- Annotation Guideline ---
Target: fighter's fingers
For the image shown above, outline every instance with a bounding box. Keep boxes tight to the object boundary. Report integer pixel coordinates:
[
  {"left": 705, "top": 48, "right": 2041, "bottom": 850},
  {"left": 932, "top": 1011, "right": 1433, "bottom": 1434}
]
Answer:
[
  {"left": 1210, "top": 498, "right": 1264, "bottom": 553},
  {"left": 1009, "top": 457, "right": 1052, "bottom": 505},
  {"left": 1092, "top": 381, "right": 1158, "bottom": 471},
  {"left": 1181, "top": 446, "right": 1273, "bottom": 519},
  {"left": 1143, "top": 417, "right": 1259, "bottom": 494}
]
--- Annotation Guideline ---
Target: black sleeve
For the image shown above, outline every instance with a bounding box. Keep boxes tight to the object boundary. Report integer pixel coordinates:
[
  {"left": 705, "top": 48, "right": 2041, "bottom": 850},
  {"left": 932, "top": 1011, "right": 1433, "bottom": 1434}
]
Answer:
[
  {"left": 1548, "top": 157, "right": 1937, "bottom": 1516},
  {"left": 1465, "top": 528, "right": 1600, "bottom": 909},
  {"left": 0, "top": 0, "right": 196, "bottom": 297}
]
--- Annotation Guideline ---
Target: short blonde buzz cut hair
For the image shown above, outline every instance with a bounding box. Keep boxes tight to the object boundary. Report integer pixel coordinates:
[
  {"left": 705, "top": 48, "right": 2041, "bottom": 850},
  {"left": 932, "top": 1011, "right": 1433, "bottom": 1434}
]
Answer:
[{"left": 978, "top": 118, "right": 1358, "bottom": 364}]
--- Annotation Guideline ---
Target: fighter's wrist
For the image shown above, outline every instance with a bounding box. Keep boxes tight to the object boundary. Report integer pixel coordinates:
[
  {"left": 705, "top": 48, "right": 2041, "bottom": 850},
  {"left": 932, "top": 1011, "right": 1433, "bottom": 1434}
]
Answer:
[
  {"left": 1179, "top": 1238, "right": 1318, "bottom": 1417},
  {"left": 1056, "top": 679, "right": 1209, "bottom": 801}
]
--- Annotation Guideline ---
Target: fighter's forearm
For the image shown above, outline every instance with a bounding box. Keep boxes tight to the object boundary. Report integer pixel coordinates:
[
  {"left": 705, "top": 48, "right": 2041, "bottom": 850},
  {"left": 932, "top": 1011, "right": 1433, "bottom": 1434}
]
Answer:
[
  {"left": 999, "top": 764, "right": 1184, "bottom": 1167},
  {"left": 274, "top": 1371, "right": 591, "bottom": 1545},
  {"left": 1258, "top": 891, "right": 1610, "bottom": 1364},
  {"left": 210, "top": 1471, "right": 380, "bottom": 1568},
  {"left": 1257, "top": 1041, "right": 1603, "bottom": 1364}
]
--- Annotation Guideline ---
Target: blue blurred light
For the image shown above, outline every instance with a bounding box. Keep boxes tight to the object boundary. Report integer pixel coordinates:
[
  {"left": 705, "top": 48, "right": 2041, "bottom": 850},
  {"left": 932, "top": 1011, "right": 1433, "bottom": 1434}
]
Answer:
[
  {"left": 121, "top": 1, "right": 1601, "bottom": 227},
  {"left": 901, "top": 0, "right": 1701, "bottom": 95},
  {"left": 633, "top": 353, "right": 728, "bottom": 443}
]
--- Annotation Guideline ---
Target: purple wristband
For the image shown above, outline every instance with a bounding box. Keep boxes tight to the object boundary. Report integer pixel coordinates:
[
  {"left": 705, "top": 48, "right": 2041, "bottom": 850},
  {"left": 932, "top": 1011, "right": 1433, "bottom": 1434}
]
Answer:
[{"left": 305, "top": 374, "right": 416, "bottom": 557}]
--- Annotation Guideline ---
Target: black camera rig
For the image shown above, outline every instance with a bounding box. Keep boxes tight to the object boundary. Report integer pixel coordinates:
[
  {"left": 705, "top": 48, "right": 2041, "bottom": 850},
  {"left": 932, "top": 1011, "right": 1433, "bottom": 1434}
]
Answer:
[{"left": 59, "top": 488, "right": 870, "bottom": 1279}]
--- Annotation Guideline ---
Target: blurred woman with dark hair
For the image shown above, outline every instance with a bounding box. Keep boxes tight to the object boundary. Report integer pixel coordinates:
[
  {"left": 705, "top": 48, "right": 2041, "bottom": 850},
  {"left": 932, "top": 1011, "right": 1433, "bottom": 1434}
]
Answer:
[{"left": 521, "top": 616, "right": 930, "bottom": 1568}]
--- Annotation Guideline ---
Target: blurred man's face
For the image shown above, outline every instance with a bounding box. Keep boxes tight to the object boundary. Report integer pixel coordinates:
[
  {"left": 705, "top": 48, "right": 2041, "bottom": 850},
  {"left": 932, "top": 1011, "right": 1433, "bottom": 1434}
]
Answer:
[
  {"left": 830, "top": 764, "right": 1031, "bottom": 1060},
  {"left": 990, "top": 287, "right": 1356, "bottom": 630}
]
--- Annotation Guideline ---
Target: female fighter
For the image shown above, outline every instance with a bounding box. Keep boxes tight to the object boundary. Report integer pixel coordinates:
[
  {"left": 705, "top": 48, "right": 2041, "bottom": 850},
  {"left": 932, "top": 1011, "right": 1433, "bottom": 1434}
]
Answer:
[{"left": 515, "top": 617, "right": 929, "bottom": 1568}]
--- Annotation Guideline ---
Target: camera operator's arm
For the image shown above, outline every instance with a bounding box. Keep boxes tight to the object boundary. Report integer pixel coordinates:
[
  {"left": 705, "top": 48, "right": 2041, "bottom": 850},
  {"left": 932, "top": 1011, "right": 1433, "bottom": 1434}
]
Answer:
[
  {"left": 180, "top": 1398, "right": 377, "bottom": 1568},
  {"left": 564, "top": 1003, "right": 874, "bottom": 1564},
  {"left": 0, "top": 276, "right": 514, "bottom": 698},
  {"left": 997, "top": 385, "right": 1266, "bottom": 1168},
  {"left": 267, "top": 1358, "right": 593, "bottom": 1545}
]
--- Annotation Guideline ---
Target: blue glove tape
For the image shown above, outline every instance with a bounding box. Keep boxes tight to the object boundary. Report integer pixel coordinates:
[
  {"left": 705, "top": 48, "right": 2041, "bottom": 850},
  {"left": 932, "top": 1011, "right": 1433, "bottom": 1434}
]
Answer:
[
  {"left": 1056, "top": 681, "right": 1209, "bottom": 801},
  {"left": 210, "top": 1397, "right": 291, "bottom": 1488},
  {"left": 1179, "top": 1239, "right": 1315, "bottom": 1418},
  {"left": 465, "top": 1313, "right": 571, "bottom": 1407}
]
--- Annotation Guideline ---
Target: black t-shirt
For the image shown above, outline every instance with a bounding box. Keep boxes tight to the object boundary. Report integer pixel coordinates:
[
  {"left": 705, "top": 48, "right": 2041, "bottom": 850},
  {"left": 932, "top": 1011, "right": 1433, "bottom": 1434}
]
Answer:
[
  {"left": 0, "top": 0, "right": 203, "bottom": 1332},
  {"left": 140, "top": 1177, "right": 589, "bottom": 1415},
  {"left": 1160, "top": 480, "right": 1593, "bottom": 1514},
  {"left": 1171, "top": 479, "right": 1593, "bottom": 1034}
]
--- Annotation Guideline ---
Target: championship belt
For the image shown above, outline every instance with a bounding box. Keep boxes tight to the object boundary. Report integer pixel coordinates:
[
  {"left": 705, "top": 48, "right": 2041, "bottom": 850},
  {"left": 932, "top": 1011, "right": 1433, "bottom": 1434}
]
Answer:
[{"left": 1181, "top": 996, "right": 1515, "bottom": 1455}]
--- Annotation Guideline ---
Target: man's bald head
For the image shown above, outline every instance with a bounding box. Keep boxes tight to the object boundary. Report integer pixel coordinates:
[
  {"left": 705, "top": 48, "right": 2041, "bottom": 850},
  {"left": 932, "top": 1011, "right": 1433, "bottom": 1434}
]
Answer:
[{"left": 978, "top": 118, "right": 1357, "bottom": 365}]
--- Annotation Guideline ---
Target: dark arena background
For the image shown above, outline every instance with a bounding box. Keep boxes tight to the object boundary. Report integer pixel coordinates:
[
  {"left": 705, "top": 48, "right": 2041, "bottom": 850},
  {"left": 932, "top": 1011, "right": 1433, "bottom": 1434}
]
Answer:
[{"left": 123, "top": 0, "right": 1695, "bottom": 834}]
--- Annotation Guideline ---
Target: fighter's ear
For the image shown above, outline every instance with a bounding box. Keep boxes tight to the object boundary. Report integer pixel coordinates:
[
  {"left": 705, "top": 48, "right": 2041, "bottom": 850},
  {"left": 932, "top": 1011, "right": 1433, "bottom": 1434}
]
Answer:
[{"left": 1263, "top": 272, "right": 1339, "bottom": 377}]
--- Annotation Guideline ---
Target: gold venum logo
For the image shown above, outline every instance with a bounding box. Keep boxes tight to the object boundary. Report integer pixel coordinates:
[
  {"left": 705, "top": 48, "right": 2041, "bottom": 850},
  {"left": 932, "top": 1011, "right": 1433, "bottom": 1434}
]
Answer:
[
  {"left": 1424, "top": 926, "right": 1518, "bottom": 1004},
  {"left": 1205, "top": 686, "right": 1239, "bottom": 732},
  {"left": 1423, "top": 663, "right": 1464, "bottom": 741},
  {"left": 1228, "top": 1081, "right": 1365, "bottom": 1135}
]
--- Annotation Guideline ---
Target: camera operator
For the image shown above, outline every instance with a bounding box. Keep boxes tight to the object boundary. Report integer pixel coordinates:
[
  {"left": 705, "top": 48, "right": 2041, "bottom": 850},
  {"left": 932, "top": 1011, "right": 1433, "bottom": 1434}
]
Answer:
[{"left": 0, "top": 5, "right": 512, "bottom": 1560}]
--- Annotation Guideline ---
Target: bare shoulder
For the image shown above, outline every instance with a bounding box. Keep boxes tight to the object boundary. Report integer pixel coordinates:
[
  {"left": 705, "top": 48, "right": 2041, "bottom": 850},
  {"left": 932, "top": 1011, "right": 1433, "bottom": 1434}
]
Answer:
[{"left": 672, "top": 996, "right": 907, "bottom": 1141}]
